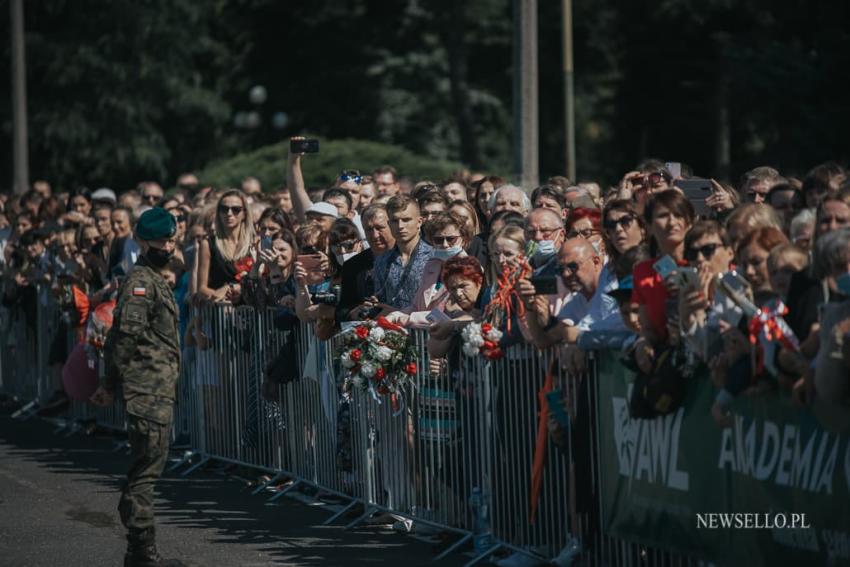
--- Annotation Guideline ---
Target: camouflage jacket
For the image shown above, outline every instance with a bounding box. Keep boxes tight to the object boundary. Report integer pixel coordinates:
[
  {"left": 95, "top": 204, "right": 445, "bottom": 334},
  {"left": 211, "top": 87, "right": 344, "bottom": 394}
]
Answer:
[{"left": 103, "top": 255, "right": 180, "bottom": 423}]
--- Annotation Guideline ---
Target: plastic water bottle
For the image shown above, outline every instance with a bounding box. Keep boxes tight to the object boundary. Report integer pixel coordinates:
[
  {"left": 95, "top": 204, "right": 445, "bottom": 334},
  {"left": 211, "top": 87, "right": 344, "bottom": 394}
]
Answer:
[{"left": 469, "top": 487, "right": 493, "bottom": 554}]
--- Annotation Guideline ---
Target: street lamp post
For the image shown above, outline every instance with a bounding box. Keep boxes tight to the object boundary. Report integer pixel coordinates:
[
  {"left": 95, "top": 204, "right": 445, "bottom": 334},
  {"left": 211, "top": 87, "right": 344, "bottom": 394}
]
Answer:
[
  {"left": 513, "top": 0, "right": 539, "bottom": 189},
  {"left": 562, "top": 0, "right": 576, "bottom": 181},
  {"left": 11, "top": 0, "right": 29, "bottom": 194}
]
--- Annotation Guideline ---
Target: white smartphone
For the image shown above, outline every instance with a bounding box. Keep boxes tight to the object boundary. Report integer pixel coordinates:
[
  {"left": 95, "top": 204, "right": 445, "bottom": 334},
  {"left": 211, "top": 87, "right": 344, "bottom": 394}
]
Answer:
[{"left": 665, "top": 162, "right": 682, "bottom": 179}]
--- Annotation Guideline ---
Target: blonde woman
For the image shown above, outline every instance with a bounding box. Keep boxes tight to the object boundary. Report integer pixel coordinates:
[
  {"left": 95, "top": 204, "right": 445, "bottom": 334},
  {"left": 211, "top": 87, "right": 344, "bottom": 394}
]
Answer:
[{"left": 197, "top": 190, "right": 256, "bottom": 302}]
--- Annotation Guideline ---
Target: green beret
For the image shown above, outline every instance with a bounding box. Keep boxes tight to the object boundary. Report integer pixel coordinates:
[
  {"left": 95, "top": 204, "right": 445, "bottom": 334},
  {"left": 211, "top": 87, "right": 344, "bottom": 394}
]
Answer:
[{"left": 136, "top": 207, "right": 177, "bottom": 241}]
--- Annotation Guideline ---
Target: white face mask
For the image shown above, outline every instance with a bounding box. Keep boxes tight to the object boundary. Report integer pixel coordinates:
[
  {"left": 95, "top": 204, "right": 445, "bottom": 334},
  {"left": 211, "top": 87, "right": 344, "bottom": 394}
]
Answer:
[
  {"left": 433, "top": 246, "right": 463, "bottom": 261},
  {"left": 335, "top": 251, "right": 358, "bottom": 265},
  {"left": 535, "top": 240, "right": 556, "bottom": 258}
]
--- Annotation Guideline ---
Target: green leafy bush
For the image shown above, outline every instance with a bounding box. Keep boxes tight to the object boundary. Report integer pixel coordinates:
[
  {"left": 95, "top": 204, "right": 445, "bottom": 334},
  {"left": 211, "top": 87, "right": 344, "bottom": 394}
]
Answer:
[{"left": 198, "top": 138, "right": 465, "bottom": 190}]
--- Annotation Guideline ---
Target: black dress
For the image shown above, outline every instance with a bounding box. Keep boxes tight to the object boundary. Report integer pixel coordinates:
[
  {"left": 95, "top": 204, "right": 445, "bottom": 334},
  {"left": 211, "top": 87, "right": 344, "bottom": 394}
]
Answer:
[{"left": 206, "top": 235, "right": 239, "bottom": 289}]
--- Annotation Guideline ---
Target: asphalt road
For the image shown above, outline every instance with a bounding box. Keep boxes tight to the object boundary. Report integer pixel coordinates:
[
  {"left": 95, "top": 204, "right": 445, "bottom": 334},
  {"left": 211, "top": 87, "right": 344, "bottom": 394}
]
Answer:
[{"left": 0, "top": 411, "right": 468, "bottom": 567}]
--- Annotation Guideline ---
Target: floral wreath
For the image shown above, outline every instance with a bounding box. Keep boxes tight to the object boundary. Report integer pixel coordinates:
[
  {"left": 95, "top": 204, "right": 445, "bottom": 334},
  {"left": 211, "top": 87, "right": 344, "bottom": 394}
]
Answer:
[{"left": 337, "top": 316, "right": 418, "bottom": 413}]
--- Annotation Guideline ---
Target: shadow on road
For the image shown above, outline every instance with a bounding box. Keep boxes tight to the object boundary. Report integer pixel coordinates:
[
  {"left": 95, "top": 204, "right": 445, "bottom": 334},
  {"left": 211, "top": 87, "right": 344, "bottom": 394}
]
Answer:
[{"left": 0, "top": 412, "right": 464, "bottom": 566}]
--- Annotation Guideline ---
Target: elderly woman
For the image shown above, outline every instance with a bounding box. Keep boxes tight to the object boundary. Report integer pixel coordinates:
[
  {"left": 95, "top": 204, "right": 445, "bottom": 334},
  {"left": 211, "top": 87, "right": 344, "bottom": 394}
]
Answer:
[{"left": 427, "top": 256, "right": 486, "bottom": 358}]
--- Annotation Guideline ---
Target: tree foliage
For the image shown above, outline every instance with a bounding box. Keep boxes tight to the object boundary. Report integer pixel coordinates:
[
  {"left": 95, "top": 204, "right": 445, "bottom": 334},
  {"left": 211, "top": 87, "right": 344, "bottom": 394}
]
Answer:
[
  {"left": 1, "top": 0, "right": 848, "bottom": 192},
  {"left": 198, "top": 138, "right": 464, "bottom": 190}
]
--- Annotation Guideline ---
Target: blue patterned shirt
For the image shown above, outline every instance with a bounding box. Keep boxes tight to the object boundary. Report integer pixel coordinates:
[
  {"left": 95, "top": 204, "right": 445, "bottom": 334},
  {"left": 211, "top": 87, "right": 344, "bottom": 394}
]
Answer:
[{"left": 372, "top": 239, "right": 434, "bottom": 309}]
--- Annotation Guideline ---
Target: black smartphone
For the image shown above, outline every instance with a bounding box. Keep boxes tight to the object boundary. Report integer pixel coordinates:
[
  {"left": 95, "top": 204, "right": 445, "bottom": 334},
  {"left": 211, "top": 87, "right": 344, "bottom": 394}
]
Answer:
[
  {"left": 675, "top": 178, "right": 712, "bottom": 217},
  {"left": 290, "top": 138, "right": 319, "bottom": 154},
  {"left": 261, "top": 236, "right": 273, "bottom": 251},
  {"left": 362, "top": 305, "right": 383, "bottom": 320},
  {"left": 530, "top": 275, "right": 558, "bottom": 295}
]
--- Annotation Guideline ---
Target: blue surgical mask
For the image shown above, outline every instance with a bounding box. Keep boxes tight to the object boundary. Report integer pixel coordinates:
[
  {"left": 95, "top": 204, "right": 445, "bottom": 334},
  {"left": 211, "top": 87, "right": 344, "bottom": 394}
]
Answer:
[
  {"left": 535, "top": 240, "right": 556, "bottom": 258},
  {"left": 433, "top": 246, "right": 463, "bottom": 261},
  {"left": 837, "top": 271, "right": 850, "bottom": 296}
]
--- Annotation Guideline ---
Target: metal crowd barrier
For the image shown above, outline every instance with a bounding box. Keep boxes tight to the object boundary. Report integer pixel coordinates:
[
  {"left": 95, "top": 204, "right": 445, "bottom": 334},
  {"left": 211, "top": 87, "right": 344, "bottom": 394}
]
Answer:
[{"left": 1, "top": 297, "right": 701, "bottom": 566}]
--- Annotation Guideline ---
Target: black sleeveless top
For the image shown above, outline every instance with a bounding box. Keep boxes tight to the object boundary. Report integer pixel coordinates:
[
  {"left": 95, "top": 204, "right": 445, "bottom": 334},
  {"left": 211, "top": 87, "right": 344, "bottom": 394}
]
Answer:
[{"left": 207, "top": 235, "right": 239, "bottom": 289}]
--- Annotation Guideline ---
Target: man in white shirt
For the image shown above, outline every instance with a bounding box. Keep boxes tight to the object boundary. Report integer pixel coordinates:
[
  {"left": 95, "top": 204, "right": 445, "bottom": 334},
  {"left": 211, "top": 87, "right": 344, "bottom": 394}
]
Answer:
[{"left": 519, "top": 238, "right": 604, "bottom": 348}]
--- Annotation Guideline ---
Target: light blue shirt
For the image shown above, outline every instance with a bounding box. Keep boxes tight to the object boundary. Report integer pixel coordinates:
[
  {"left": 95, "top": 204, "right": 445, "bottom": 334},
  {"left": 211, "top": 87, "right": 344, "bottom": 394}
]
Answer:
[{"left": 577, "top": 262, "right": 624, "bottom": 333}]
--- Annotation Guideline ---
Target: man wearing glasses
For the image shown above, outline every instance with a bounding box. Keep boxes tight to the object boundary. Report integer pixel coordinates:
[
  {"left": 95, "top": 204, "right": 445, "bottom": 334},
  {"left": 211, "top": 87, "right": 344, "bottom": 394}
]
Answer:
[
  {"left": 523, "top": 207, "right": 567, "bottom": 275},
  {"left": 373, "top": 165, "right": 400, "bottom": 197},
  {"left": 139, "top": 182, "right": 164, "bottom": 207}
]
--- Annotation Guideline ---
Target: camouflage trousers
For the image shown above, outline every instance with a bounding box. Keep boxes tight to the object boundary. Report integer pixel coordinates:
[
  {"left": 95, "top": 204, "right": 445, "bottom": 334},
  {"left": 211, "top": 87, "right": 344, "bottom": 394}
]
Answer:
[{"left": 118, "top": 413, "right": 172, "bottom": 532}]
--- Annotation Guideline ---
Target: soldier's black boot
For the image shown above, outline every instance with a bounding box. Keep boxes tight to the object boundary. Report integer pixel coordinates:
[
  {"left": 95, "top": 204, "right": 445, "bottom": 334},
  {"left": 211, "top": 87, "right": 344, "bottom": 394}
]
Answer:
[{"left": 125, "top": 528, "right": 187, "bottom": 567}]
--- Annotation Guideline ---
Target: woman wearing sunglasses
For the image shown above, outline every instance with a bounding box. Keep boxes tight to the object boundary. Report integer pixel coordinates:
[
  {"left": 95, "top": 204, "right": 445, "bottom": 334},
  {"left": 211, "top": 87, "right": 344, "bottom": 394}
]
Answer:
[
  {"left": 196, "top": 190, "right": 255, "bottom": 303},
  {"left": 570, "top": 200, "right": 646, "bottom": 336}
]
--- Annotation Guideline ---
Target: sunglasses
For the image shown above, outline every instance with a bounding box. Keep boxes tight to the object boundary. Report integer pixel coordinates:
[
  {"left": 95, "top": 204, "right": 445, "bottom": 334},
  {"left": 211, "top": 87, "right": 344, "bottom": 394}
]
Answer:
[
  {"left": 685, "top": 242, "right": 721, "bottom": 262},
  {"left": 142, "top": 194, "right": 161, "bottom": 202},
  {"left": 560, "top": 261, "right": 581, "bottom": 275},
  {"left": 218, "top": 205, "right": 244, "bottom": 215},
  {"left": 174, "top": 215, "right": 186, "bottom": 223},
  {"left": 339, "top": 172, "right": 362, "bottom": 184},
  {"left": 603, "top": 215, "right": 635, "bottom": 231},
  {"left": 432, "top": 235, "right": 461, "bottom": 246},
  {"left": 332, "top": 239, "right": 360, "bottom": 253}
]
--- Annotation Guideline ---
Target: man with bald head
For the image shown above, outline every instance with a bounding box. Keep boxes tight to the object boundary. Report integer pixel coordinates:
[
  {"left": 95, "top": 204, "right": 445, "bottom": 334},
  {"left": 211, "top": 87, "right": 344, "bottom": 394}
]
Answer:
[{"left": 519, "top": 237, "right": 604, "bottom": 348}]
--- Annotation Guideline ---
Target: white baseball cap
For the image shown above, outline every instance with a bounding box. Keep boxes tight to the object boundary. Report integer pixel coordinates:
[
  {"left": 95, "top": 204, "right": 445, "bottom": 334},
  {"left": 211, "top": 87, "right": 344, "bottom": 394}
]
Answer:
[
  {"left": 306, "top": 202, "right": 340, "bottom": 218},
  {"left": 91, "top": 187, "right": 117, "bottom": 204}
]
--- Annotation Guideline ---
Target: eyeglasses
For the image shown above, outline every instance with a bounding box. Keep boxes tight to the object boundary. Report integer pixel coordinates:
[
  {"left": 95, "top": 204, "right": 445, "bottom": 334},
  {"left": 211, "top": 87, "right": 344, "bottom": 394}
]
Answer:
[
  {"left": 525, "top": 227, "right": 561, "bottom": 239},
  {"left": 567, "top": 228, "right": 600, "bottom": 239},
  {"left": 603, "top": 215, "right": 635, "bottom": 232},
  {"left": 432, "top": 234, "right": 461, "bottom": 246},
  {"left": 684, "top": 242, "right": 721, "bottom": 262},
  {"left": 331, "top": 239, "right": 360, "bottom": 253},
  {"left": 218, "top": 205, "right": 244, "bottom": 215}
]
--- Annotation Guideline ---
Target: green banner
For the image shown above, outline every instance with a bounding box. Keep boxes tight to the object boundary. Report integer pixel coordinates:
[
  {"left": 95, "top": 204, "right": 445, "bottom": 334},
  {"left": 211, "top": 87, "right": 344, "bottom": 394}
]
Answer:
[{"left": 596, "top": 352, "right": 850, "bottom": 565}]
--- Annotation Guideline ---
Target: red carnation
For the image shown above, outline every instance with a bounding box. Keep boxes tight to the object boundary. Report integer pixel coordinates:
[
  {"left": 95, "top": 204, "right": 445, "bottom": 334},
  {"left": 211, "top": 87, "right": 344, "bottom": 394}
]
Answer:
[
  {"left": 483, "top": 347, "right": 504, "bottom": 360},
  {"left": 481, "top": 323, "right": 493, "bottom": 333},
  {"left": 377, "top": 384, "right": 390, "bottom": 395},
  {"left": 355, "top": 326, "right": 369, "bottom": 339},
  {"left": 482, "top": 340, "right": 498, "bottom": 350},
  {"left": 350, "top": 349, "right": 362, "bottom": 362},
  {"left": 404, "top": 362, "right": 418, "bottom": 375},
  {"left": 375, "top": 367, "right": 386, "bottom": 380}
]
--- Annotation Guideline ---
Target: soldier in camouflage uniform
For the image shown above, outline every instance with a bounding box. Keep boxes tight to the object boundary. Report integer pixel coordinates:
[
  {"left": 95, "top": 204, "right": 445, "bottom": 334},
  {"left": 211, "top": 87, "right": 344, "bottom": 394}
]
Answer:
[{"left": 91, "top": 208, "right": 185, "bottom": 567}]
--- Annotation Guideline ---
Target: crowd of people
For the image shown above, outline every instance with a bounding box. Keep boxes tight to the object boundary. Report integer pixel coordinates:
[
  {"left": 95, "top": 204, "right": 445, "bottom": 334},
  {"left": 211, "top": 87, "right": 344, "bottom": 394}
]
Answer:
[{"left": 2, "top": 145, "right": 850, "bottom": 564}]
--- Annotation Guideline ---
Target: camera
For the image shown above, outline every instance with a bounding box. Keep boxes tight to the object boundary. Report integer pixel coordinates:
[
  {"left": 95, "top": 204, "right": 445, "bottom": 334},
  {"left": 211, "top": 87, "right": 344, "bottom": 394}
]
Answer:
[{"left": 310, "top": 285, "right": 340, "bottom": 306}]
